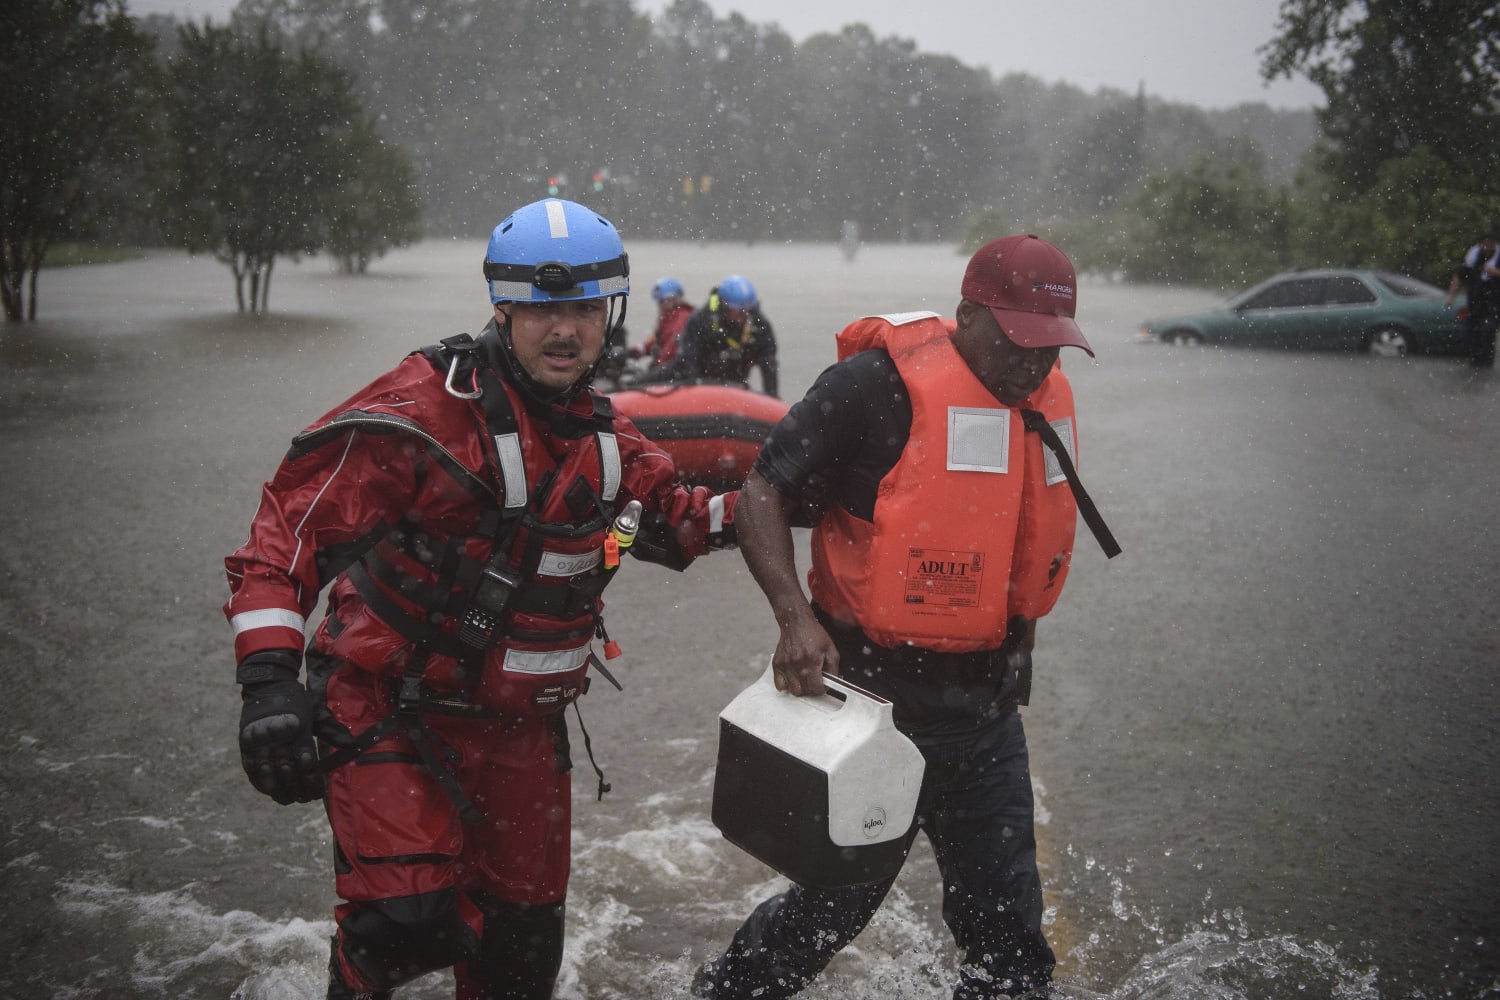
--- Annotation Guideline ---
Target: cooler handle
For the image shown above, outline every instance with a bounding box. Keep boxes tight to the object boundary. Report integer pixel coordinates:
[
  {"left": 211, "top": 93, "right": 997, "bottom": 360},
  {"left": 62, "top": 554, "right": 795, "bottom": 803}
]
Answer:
[{"left": 814, "top": 671, "right": 894, "bottom": 724}]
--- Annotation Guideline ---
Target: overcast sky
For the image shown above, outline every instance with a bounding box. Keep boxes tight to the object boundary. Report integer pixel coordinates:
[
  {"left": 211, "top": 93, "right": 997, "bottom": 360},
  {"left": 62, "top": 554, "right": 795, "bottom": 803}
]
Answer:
[{"left": 128, "top": 0, "right": 1324, "bottom": 112}]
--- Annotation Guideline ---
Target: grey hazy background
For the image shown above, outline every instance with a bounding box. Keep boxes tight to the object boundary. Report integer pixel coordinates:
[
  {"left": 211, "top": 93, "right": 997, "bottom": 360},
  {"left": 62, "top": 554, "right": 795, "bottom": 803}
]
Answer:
[{"left": 125, "top": 0, "right": 1326, "bottom": 112}]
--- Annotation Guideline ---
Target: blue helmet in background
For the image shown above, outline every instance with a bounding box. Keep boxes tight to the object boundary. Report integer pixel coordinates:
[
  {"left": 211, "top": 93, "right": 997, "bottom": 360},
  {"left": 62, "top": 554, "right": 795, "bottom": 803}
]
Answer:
[
  {"left": 483, "top": 199, "right": 630, "bottom": 305},
  {"left": 717, "top": 274, "right": 758, "bottom": 311},
  {"left": 651, "top": 276, "right": 685, "bottom": 302}
]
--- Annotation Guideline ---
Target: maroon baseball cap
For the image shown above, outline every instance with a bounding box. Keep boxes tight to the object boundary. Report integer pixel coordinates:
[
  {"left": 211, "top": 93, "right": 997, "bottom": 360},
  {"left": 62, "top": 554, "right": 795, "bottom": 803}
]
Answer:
[{"left": 961, "top": 234, "right": 1094, "bottom": 357}]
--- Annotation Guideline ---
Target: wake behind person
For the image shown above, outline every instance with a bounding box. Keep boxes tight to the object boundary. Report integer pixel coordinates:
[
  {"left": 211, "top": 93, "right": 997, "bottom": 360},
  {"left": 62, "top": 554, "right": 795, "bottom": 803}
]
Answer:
[
  {"left": 223, "top": 198, "right": 738, "bottom": 1000},
  {"left": 694, "top": 235, "right": 1119, "bottom": 999}
]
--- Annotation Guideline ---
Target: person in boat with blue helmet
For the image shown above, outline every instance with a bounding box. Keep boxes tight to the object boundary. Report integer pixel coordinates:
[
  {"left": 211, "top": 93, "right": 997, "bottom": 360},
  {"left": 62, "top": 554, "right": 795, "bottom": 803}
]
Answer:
[
  {"left": 646, "top": 274, "right": 779, "bottom": 396},
  {"left": 224, "top": 198, "right": 738, "bottom": 1000},
  {"left": 631, "top": 276, "right": 696, "bottom": 369}
]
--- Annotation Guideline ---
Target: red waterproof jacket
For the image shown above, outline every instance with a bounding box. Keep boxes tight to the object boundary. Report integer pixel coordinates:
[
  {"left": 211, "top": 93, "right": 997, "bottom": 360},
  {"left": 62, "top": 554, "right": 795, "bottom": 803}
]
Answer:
[
  {"left": 225, "top": 326, "right": 735, "bottom": 715},
  {"left": 646, "top": 301, "right": 694, "bottom": 366}
]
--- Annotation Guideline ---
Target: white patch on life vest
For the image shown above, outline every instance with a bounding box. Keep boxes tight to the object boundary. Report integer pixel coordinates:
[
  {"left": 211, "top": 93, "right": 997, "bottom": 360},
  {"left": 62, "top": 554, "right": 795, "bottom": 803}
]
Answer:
[
  {"left": 597, "top": 432, "right": 621, "bottom": 500},
  {"left": 872, "top": 310, "right": 943, "bottom": 326},
  {"left": 503, "top": 641, "right": 590, "bottom": 675},
  {"left": 708, "top": 492, "right": 726, "bottom": 533},
  {"left": 946, "top": 406, "right": 1010, "bottom": 473},
  {"left": 1044, "top": 416, "right": 1075, "bottom": 487},
  {"left": 494, "top": 432, "right": 527, "bottom": 508},
  {"left": 537, "top": 548, "right": 603, "bottom": 578}
]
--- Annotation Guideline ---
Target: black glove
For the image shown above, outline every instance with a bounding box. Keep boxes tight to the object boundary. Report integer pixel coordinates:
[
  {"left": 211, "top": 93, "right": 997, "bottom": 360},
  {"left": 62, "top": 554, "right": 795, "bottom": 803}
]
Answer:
[
  {"left": 626, "top": 510, "right": 695, "bottom": 571},
  {"left": 237, "top": 649, "right": 324, "bottom": 804}
]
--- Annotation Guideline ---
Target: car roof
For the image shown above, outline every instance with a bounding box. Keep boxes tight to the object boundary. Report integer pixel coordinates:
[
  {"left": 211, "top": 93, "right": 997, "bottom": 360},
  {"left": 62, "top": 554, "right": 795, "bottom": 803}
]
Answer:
[{"left": 1224, "top": 267, "right": 1408, "bottom": 306}]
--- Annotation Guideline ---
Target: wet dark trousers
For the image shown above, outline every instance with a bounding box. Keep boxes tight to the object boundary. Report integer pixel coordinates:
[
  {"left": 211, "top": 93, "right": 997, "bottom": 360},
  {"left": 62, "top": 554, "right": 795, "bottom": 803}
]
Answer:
[
  {"left": 1468, "top": 311, "right": 1499, "bottom": 367},
  {"left": 698, "top": 711, "right": 1054, "bottom": 999}
]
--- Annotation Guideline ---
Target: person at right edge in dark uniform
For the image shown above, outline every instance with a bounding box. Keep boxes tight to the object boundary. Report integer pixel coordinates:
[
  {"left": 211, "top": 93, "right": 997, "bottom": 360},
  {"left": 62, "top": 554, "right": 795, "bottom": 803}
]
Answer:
[
  {"left": 1446, "top": 229, "right": 1500, "bottom": 368},
  {"left": 692, "top": 235, "right": 1121, "bottom": 999}
]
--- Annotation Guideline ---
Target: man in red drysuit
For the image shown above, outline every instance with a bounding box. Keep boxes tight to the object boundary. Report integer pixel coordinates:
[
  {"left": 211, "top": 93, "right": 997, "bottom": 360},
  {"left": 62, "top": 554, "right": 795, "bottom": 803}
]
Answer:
[{"left": 225, "top": 198, "right": 736, "bottom": 999}]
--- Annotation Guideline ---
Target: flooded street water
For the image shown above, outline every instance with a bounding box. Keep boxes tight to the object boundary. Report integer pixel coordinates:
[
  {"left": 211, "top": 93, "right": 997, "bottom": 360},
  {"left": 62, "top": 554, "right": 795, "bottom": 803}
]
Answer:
[{"left": 2, "top": 240, "right": 1497, "bottom": 999}]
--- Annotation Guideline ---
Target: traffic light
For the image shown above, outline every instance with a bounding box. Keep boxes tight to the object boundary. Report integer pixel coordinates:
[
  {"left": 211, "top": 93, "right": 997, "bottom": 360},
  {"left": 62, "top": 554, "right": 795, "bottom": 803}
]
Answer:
[
  {"left": 547, "top": 176, "right": 560, "bottom": 195},
  {"left": 592, "top": 171, "right": 605, "bottom": 192}
]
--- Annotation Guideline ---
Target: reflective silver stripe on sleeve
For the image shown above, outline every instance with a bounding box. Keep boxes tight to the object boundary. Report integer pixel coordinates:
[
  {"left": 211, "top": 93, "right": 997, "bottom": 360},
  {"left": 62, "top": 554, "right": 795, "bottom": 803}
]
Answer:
[
  {"left": 537, "top": 548, "right": 603, "bottom": 577},
  {"left": 709, "top": 493, "right": 726, "bottom": 533},
  {"left": 598, "top": 432, "right": 621, "bottom": 500},
  {"left": 230, "top": 607, "right": 306, "bottom": 637},
  {"left": 495, "top": 432, "right": 527, "bottom": 509},
  {"left": 502, "top": 641, "right": 591, "bottom": 675}
]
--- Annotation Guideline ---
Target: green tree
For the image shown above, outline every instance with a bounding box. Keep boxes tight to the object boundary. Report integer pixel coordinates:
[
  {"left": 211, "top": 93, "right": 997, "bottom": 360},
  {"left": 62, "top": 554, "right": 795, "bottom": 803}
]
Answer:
[
  {"left": 165, "top": 20, "right": 362, "bottom": 313},
  {"left": 1051, "top": 90, "right": 1148, "bottom": 219},
  {"left": 0, "top": 0, "right": 157, "bottom": 321},
  {"left": 326, "top": 117, "right": 423, "bottom": 275},
  {"left": 1262, "top": 0, "right": 1500, "bottom": 280},
  {"left": 208, "top": 0, "right": 1320, "bottom": 246},
  {"left": 1262, "top": 0, "right": 1500, "bottom": 192},
  {"left": 1123, "top": 146, "right": 1291, "bottom": 288},
  {"left": 1287, "top": 146, "right": 1500, "bottom": 283}
]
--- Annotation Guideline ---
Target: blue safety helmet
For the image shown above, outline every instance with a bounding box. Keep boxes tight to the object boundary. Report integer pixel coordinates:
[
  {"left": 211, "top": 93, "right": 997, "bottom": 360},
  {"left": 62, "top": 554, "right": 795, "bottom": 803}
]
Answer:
[
  {"left": 483, "top": 199, "right": 630, "bottom": 305},
  {"left": 716, "top": 274, "right": 758, "bottom": 311},
  {"left": 481, "top": 199, "right": 631, "bottom": 402},
  {"left": 651, "top": 276, "right": 685, "bottom": 302}
]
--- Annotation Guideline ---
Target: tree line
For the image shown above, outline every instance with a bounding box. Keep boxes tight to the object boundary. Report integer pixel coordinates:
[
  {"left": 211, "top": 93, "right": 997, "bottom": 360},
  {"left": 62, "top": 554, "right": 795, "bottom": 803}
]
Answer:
[
  {"left": 1125, "top": 0, "right": 1500, "bottom": 290},
  {"left": 4, "top": 0, "right": 1495, "bottom": 320},
  {"left": 1, "top": 0, "right": 421, "bottom": 320}
]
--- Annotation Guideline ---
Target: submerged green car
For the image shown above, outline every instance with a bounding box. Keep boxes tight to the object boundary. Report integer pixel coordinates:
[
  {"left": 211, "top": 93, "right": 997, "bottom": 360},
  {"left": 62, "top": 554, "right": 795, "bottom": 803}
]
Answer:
[{"left": 1139, "top": 268, "right": 1468, "bottom": 356}]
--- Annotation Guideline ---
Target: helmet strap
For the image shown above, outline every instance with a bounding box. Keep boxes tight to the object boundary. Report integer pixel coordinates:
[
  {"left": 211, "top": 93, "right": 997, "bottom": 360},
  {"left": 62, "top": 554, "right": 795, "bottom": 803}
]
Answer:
[{"left": 491, "top": 296, "right": 629, "bottom": 407}]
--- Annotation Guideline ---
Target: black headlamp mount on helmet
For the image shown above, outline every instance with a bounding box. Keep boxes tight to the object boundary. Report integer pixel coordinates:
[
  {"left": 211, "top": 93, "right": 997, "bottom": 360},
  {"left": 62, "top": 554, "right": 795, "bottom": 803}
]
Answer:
[{"left": 482, "top": 254, "right": 630, "bottom": 296}]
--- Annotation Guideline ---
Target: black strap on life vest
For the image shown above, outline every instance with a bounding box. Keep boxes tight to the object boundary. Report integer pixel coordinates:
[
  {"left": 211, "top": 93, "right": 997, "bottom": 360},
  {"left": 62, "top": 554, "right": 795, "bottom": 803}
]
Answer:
[{"left": 1019, "top": 409, "right": 1122, "bottom": 559}]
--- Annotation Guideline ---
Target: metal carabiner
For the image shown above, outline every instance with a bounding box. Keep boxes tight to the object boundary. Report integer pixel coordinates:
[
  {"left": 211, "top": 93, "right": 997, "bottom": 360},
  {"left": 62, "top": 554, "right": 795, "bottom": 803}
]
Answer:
[{"left": 444, "top": 353, "right": 482, "bottom": 399}]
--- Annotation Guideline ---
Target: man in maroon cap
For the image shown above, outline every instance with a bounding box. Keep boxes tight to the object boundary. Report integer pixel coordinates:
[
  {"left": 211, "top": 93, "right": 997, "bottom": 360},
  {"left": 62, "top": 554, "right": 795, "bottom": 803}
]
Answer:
[{"left": 693, "top": 235, "right": 1117, "bottom": 999}]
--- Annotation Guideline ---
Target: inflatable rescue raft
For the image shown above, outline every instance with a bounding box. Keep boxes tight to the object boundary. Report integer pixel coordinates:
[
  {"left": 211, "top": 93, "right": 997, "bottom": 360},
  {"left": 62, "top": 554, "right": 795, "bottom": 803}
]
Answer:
[{"left": 610, "top": 382, "right": 789, "bottom": 491}]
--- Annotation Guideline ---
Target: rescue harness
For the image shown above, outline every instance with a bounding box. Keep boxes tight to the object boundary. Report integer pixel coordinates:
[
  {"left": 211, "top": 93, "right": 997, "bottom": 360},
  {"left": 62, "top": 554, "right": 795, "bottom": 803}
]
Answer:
[{"left": 316, "top": 331, "right": 625, "bottom": 818}]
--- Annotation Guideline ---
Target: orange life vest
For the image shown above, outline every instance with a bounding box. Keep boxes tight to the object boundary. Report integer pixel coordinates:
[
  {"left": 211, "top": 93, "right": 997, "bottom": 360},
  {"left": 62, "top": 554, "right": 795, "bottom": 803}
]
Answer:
[{"left": 809, "top": 312, "right": 1078, "bottom": 653}]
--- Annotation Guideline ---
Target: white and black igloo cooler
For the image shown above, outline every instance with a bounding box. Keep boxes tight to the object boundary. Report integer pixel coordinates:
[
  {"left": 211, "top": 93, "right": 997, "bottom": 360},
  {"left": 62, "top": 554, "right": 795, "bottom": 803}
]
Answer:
[{"left": 711, "top": 668, "right": 926, "bottom": 889}]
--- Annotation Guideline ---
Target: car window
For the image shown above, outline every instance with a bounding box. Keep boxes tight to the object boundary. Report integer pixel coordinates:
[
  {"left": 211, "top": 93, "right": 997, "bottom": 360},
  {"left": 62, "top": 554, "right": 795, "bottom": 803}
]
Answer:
[
  {"left": 1239, "top": 277, "right": 1324, "bottom": 311},
  {"left": 1375, "top": 272, "right": 1443, "bottom": 298},
  {"left": 1321, "top": 275, "right": 1377, "bottom": 305}
]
